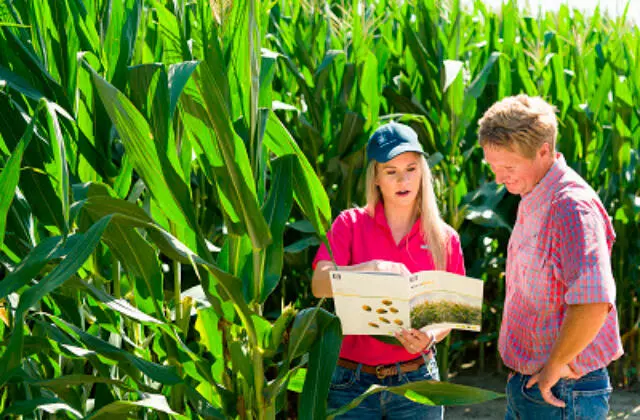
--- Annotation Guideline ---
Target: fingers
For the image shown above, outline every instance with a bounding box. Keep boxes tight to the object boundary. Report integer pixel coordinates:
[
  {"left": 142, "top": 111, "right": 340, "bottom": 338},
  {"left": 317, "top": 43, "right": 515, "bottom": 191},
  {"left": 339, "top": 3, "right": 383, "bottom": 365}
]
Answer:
[
  {"left": 540, "top": 387, "right": 565, "bottom": 407},
  {"left": 420, "top": 326, "right": 451, "bottom": 342},
  {"left": 526, "top": 372, "right": 566, "bottom": 408},
  {"left": 372, "top": 260, "right": 390, "bottom": 273},
  {"left": 394, "top": 328, "right": 430, "bottom": 354},
  {"left": 370, "top": 260, "right": 410, "bottom": 275},
  {"left": 398, "top": 263, "right": 411, "bottom": 276},
  {"left": 399, "top": 265, "right": 412, "bottom": 276},
  {"left": 438, "top": 328, "right": 452, "bottom": 341}
]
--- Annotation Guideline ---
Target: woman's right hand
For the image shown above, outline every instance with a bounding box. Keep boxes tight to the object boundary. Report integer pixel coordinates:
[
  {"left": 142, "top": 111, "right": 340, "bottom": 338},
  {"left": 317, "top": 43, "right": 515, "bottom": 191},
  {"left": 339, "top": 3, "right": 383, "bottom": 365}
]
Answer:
[
  {"left": 357, "top": 260, "right": 411, "bottom": 276},
  {"left": 312, "top": 259, "right": 411, "bottom": 297}
]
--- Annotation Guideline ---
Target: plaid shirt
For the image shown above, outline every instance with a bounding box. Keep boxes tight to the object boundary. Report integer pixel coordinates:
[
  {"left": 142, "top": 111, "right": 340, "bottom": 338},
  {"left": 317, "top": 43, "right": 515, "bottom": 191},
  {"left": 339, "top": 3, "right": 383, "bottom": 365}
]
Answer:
[{"left": 499, "top": 154, "right": 623, "bottom": 376}]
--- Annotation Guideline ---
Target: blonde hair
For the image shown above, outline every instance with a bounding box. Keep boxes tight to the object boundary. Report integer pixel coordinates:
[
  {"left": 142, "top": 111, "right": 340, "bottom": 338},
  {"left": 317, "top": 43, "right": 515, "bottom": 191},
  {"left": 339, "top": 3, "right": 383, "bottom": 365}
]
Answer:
[
  {"left": 365, "top": 155, "right": 448, "bottom": 270},
  {"left": 478, "top": 94, "right": 557, "bottom": 158}
]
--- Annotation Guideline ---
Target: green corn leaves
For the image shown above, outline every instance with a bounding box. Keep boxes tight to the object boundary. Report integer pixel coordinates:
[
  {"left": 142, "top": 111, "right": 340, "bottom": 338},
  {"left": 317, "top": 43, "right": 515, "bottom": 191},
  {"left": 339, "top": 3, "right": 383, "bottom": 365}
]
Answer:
[{"left": 4, "top": 0, "right": 638, "bottom": 417}]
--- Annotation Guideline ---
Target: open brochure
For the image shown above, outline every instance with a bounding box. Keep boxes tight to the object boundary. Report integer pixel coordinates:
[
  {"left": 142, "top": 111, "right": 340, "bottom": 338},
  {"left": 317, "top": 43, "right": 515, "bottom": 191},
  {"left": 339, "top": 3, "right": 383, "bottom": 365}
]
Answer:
[{"left": 330, "top": 270, "right": 483, "bottom": 335}]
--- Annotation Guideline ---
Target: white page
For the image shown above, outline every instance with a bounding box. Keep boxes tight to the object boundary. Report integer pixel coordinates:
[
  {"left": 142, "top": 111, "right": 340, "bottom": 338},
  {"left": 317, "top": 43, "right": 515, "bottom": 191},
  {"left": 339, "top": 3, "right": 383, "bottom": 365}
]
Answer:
[
  {"left": 331, "top": 270, "right": 484, "bottom": 335},
  {"left": 409, "top": 271, "right": 483, "bottom": 332},
  {"left": 330, "top": 271, "right": 410, "bottom": 335}
]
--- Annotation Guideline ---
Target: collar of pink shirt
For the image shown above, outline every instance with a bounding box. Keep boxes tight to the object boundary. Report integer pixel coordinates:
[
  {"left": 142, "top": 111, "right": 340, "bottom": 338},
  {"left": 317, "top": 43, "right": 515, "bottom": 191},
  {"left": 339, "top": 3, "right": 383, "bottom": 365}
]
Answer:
[
  {"left": 519, "top": 153, "right": 567, "bottom": 218},
  {"left": 373, "top": 201, "right": 422, "bottom": 245}
]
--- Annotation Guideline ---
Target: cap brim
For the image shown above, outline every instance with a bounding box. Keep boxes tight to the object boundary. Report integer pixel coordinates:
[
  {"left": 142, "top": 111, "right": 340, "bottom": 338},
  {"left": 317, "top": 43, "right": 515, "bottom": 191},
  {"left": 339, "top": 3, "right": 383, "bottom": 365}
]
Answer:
[{"left": 373, "top": 144, "right": 427, "bottom": 163}]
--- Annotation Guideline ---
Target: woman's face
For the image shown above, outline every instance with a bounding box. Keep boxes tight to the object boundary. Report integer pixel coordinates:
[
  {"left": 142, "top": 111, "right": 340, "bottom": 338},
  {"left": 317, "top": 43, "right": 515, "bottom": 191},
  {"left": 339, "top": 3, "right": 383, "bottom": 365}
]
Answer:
[{"left": 375, "top": 152, "right": 422, "bottom": 210}]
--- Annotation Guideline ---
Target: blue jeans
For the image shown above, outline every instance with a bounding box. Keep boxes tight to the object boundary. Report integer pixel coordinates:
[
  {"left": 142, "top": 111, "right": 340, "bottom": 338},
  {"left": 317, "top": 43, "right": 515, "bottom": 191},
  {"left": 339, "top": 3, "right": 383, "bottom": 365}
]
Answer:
[
  {"left": 505, "top": 368, "right": 612, "bottom": 420},
  {"left": 327, "top": 355, "right": 444, "bottom": 419}
]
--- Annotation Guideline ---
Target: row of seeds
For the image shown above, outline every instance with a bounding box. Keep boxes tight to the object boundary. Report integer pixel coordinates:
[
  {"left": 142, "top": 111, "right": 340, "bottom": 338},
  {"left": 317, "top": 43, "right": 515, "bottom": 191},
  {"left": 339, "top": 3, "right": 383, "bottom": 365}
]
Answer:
[{"left": 363, "top": 300, "right": 403, "bottom": 328}]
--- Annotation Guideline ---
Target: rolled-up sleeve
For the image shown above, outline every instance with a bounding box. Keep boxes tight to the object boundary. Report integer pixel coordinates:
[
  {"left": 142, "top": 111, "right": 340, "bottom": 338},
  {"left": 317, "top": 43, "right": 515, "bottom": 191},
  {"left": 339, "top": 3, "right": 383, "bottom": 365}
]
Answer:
[{"left": 552, "top": 199, "right": 616, "bottom": 305}]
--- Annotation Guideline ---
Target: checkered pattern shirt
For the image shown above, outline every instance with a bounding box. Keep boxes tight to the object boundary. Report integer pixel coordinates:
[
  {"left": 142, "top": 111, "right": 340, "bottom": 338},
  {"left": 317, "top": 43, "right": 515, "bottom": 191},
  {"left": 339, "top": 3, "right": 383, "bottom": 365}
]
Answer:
[{"left": 499, "top": 154, "right": 623, "bottom": 376}]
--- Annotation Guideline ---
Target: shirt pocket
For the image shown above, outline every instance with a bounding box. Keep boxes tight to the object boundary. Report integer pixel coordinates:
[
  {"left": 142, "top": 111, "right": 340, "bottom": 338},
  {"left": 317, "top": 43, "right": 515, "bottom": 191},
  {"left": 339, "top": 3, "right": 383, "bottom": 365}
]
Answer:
[
  {"left": 515, "top": 231, "right": 548, "bottom": 266},
  {"left": 513, "top": 234, "right": 557, "bottom": 311}
]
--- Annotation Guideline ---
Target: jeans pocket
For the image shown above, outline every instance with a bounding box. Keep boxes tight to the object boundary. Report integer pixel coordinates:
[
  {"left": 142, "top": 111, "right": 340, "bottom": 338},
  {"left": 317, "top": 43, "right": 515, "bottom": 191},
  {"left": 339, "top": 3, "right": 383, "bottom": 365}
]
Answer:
[
  {"left": 519, "top": 379, "right": 564, "bottom": 406},
  {"left": 520, "top": 382, "right": 547, "bottom": 405},
  {"left": 572, "top": 387, "right": 612, "bottom": 420},
  {"left": 330, "top": 365, "right": 357, "bottom": 390}
]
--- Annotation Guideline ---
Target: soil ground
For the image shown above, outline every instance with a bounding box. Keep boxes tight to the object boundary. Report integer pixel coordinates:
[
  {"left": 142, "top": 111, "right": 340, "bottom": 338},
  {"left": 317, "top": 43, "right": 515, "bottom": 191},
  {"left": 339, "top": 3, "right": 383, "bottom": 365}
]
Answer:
[{"left": 447, "top": 370, "right": 640, "bottom": 419}]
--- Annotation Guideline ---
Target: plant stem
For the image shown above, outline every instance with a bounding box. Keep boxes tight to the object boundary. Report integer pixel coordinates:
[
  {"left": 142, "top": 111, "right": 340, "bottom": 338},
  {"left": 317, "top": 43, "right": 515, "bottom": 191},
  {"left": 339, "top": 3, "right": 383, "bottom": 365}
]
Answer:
[
  {"left": 252, "top": 250, "right": 264, "bottom": 315},
  {"left": 169, "top": 222, "right": 184, "bottom": 411},
  {"left": 112, "top": 255, "right": 121, "bottom": 299},
  {"left": 253, "top": 346, "right": 266, "bottom": 419},
  {"left": 169, "top": 222, "right": 183, "bottom": 322},
  {"left": 251, "top": 248, "right": 266, "bottom": 417},
  {"left": 174, "top": 258, "right": 182, "bottom": 322},
  {"left": 111, "top": 253, "right": 121, "bottom": 382}
]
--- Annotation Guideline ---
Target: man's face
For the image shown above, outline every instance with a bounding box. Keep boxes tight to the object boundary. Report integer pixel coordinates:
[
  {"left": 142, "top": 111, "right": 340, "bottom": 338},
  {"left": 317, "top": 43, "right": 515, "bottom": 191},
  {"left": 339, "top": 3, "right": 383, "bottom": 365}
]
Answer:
[{"left": 482, "top": 144, "right": 551, "bottom": 196}]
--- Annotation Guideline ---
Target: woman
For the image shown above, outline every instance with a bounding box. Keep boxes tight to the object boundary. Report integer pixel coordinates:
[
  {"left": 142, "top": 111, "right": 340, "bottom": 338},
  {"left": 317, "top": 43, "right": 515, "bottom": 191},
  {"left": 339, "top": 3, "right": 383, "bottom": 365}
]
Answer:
[{"left": 312, "top": 121, "right": 465, "bottom": 418}]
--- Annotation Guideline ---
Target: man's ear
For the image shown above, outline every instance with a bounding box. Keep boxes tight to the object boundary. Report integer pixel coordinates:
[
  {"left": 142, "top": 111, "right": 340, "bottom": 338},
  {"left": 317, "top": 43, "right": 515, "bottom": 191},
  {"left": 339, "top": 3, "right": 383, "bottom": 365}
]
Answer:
[{"left": 538, "top": 142, "right": 551, "bottom": 159}]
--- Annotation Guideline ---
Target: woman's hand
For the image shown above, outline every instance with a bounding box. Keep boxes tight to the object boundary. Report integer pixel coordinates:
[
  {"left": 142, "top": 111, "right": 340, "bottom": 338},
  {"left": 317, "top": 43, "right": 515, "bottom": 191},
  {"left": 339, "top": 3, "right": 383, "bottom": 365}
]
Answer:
[
  {"left": 420, "top": 326, "right": 451, "bottom": 344},
  {"left": 358, "top": 260, "right": 411, "bottom": 276},
  {"left": 312, "top": 259, "right": 410, "bottom": 298},
  {"left": 394, "top": 328, "right": 435, "bottom": 354}
]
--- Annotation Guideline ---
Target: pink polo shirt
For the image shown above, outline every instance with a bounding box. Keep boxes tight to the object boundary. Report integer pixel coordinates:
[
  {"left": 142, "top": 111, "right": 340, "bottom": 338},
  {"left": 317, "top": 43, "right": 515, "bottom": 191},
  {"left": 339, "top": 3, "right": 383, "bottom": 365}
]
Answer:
[
  {"left": 499, "top": 154, "right": 624, "bottom": 375},
  {"left": 313, "top": 202, "right": 465, "bottom": 365}
]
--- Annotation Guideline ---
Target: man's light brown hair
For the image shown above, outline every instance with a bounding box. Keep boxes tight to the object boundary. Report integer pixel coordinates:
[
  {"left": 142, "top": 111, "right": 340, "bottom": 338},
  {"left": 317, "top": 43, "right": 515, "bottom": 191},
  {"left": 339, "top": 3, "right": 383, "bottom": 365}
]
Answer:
[{"left": 477, "top": 94, "right": 558, "bottom": 159}]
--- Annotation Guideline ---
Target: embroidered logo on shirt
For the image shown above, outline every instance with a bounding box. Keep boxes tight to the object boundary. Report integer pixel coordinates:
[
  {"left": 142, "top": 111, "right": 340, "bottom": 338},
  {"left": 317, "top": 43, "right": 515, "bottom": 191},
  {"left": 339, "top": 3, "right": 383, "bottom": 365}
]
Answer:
[{"left": 420, "top": 245, "right": 429, "bottom": 250}]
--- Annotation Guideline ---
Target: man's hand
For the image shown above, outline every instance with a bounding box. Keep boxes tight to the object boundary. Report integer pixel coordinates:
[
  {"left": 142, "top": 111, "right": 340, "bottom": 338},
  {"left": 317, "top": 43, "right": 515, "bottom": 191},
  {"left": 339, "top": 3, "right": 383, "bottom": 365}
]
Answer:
[{"left": 526, "top": 364, "right": 580, "bottom": 407}]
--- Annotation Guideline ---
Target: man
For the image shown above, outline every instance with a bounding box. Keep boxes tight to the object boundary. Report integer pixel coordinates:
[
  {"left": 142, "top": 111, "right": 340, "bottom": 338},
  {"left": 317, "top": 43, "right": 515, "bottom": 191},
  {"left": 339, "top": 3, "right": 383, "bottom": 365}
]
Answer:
[{"left": 477, "top": 95, "right": 623, "bottom": 419}]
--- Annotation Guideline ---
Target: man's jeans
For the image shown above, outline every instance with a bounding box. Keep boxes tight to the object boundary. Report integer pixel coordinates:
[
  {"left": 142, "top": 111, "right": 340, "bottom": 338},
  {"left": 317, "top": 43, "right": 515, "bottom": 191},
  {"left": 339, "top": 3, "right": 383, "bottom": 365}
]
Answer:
[
  {"left": 327, "top": 355, "right": 443, "bottom": 419},
  {"left": 505, "top": 367, "right": 612, "bottom": 420}
]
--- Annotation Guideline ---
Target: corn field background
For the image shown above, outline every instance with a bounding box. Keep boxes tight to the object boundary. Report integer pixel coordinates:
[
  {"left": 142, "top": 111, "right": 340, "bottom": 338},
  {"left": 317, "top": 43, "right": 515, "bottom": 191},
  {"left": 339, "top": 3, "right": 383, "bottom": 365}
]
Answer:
[{"left": 0, "top": 0, "right": 638, "bottom": 418}]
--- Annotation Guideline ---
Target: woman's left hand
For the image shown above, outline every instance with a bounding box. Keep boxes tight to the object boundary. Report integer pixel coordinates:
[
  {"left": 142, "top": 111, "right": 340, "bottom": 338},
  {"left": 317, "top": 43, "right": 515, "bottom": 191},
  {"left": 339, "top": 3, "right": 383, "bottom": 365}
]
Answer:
[{"left": 394, "top": 328, "right": 434, "bottom": 354}]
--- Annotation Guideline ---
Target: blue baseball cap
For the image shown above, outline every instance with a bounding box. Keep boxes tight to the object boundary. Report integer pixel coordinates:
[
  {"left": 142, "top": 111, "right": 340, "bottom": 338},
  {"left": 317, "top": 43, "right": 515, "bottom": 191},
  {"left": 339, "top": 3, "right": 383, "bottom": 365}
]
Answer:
[{"left": 366, "top": 122, "right": 426, "bottom": 163}]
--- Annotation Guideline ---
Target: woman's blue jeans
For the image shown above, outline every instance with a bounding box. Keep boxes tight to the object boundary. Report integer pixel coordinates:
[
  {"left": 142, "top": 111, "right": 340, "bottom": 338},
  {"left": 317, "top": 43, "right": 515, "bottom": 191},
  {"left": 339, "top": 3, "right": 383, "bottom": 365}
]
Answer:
[
  {"left": 327, "top": 355, "right": 444, "bottom": 419},
  {"left": 505, "top": 367, "right": 612, "bottom": 420}
]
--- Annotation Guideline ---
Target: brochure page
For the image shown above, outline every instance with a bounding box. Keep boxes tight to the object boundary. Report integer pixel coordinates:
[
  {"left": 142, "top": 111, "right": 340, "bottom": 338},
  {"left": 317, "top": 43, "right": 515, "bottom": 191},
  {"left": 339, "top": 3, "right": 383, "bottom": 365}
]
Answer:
[{"left": 330, "top": 270, "right": 483, "bottom": 335}]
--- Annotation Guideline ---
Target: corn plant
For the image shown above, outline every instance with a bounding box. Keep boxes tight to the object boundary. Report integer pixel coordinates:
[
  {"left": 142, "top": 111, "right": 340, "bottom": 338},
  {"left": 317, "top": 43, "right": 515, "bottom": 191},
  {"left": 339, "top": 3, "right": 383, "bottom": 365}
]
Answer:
[
  {"left": 268, "top": 0, "right": 639, "bottom": 384},
  {"left": 0, "top": 0, "right": 503, "bottom": 418}
]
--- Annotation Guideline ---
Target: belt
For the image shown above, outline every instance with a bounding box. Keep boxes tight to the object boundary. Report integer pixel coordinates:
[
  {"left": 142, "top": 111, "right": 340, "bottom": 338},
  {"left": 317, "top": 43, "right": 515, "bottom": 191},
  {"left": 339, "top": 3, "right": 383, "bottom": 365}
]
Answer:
[{"left": 337, "top": 353, "right": 430, "bottom": 379}]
